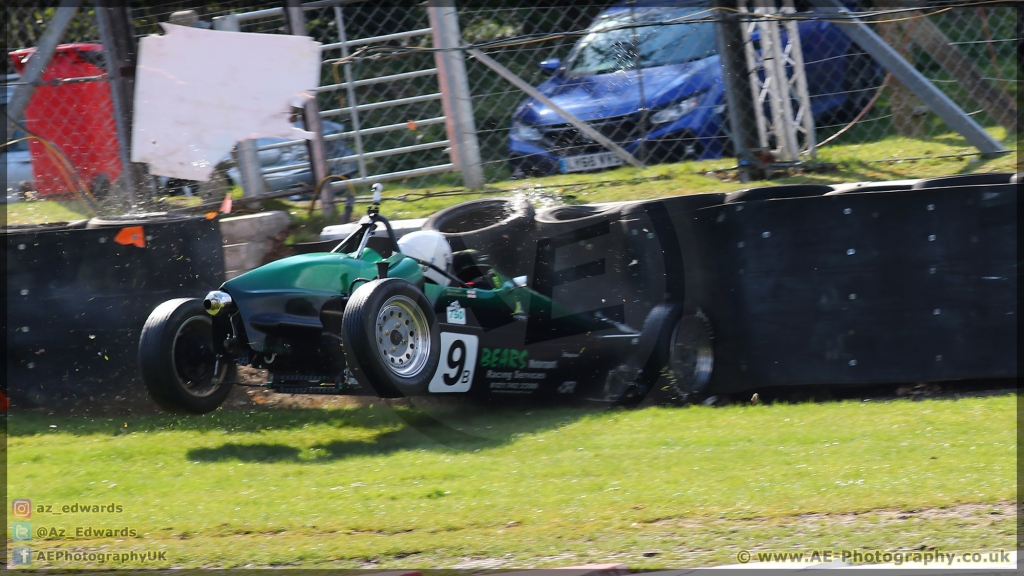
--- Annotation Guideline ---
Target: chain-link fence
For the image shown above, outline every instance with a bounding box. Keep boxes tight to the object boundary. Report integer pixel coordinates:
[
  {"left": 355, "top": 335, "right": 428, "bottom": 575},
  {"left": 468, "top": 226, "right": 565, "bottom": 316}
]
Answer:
[
  {"left": 458, "top": 1, "right": 1017, "bottom": 182},
  {"left": 4, "top": 1, "right": 1019, "bottom": 217},
  {"left": 5, "top": 4, "right": 119, "bottom": 208}
]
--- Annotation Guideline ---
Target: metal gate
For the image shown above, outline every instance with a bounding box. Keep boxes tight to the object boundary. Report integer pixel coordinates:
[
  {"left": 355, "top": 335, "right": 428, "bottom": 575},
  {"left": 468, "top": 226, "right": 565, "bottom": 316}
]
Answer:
[{"left": 211, "top": 1, "right": 480, "bottom": 197}]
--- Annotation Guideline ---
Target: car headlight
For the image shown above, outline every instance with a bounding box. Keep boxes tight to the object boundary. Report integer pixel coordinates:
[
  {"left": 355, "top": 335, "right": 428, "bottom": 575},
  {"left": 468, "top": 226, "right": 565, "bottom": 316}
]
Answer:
[
  {"left": 511, "top": 121, "right": 543, "bottom": 142},
  {"left": 650, "top": 93, "right": 704, "bottom": 125}
]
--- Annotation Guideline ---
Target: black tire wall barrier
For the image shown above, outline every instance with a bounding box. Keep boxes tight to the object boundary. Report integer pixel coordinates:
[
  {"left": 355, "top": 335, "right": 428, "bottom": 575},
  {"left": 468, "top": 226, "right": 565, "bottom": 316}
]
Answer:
[
  {"left": 6, "top": 216, "right": 224, "bottom": 409},
  {"left": 680, "top": 181, "right": 1017, "bottom": 391},
  {"left": 443, "top": 179, "right": 1015, "bottom": 397}
]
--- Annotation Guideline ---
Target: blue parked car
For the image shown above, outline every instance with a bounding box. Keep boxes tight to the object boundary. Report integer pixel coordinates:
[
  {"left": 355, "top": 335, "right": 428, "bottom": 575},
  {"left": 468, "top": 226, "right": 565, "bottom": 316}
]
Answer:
[{"left": 509, "top": 5, "right": 875, "bottom": 176}]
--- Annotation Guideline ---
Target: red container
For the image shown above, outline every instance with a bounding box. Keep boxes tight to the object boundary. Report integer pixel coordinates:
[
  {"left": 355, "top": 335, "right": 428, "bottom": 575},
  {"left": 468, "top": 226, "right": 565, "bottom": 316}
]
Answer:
[{"left": 9, "top": 43, "right": 121, "bottom": 197}]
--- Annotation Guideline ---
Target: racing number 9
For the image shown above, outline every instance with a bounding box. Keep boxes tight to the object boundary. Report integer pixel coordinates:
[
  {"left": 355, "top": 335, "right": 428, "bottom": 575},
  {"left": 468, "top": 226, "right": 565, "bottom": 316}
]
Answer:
[
  {"left": 428, "top": 332, "right": 478, "bottom": 393},
  {"left": 443, "top": 340, "right": 466, "bottom": 386}
]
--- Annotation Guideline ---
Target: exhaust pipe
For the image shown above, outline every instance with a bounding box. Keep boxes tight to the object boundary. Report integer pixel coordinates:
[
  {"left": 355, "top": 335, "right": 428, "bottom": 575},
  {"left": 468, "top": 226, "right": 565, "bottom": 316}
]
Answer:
[{"left": 204, "top": 291, "right": 233, "bottom": 316}]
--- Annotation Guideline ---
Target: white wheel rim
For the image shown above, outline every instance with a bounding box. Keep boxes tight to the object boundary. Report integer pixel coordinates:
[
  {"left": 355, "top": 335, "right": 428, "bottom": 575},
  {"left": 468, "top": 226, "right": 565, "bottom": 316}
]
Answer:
[{"left": 374, "top": 295, "right": 431, "bottom": 378}]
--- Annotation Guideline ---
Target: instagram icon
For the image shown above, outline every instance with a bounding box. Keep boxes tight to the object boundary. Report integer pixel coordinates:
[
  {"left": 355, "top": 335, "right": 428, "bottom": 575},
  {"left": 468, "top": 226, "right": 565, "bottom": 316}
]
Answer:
[{"left": 12, "top": 499, "right": 31, "bottom": 518}]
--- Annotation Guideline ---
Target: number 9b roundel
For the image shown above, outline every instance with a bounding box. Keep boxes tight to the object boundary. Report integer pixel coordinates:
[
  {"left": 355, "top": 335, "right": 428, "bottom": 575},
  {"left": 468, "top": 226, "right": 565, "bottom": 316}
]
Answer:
[{"left": 428, "top": 333, "right": 479, "bottom": 393}]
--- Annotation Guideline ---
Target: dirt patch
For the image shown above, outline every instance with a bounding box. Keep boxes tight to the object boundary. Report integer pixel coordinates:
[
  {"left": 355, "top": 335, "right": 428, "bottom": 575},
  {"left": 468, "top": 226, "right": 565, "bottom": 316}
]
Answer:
[
  {"left": 643, "top": 501, "right": 1017, "bottom": 529},
  {"left": 222, "top": 366, "right": 367, "bottom": 411}
]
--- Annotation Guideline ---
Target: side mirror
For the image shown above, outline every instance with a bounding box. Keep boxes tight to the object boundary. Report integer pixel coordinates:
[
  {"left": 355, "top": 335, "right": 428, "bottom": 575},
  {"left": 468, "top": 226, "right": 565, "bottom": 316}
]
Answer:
[{"left": 539, "top": 58, "right": 561, "bottom": 73}]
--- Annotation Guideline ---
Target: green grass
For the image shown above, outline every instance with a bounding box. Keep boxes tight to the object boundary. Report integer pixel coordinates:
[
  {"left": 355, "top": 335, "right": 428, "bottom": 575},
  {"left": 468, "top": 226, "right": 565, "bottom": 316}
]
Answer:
[
  {"left": 6, "top": 395, "right": 1017, "bottom": 568},
  {"left": 6, "top": 128, "right": 1018, "bottom": 244}
]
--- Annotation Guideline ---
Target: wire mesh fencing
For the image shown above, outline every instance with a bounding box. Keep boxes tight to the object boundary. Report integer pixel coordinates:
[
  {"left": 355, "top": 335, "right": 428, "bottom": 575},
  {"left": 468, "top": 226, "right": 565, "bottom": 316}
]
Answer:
[
  {"left": 458, "top": 1, "right": 1017, "bottom": 185},
  {"left": 5, "top": 4, "right": 124, "bottom": 211},
  {"left": 4, "top": 1, "right": 1019, "bottom": 219}
]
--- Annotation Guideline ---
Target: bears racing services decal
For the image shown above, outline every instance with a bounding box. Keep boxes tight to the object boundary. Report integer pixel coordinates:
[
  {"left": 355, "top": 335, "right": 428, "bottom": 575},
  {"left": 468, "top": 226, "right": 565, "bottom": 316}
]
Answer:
[{"left": 479, "top": 347, "right": 527, "bottom": 369}]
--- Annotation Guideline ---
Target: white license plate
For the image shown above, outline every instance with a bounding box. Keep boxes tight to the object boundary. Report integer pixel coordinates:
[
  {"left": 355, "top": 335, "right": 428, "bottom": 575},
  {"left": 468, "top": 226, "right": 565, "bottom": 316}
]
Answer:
[{"left": 559, "top": 152, "right": 625, "bottom": 173}]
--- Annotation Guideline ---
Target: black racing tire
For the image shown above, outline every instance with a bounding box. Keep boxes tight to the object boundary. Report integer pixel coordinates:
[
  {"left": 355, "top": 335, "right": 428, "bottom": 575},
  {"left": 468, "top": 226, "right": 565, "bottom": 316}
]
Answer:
[
  {"left": 662, "top": 310, "right": 715, "bottom": 401},
  {"left": 85, "top": 212, "right": 189, "bottom": 229},
  {"left": 634, "top": 301, "right": 686, "bottom": 388},
  {"left": 911, "top": 173, "right": 1015, "bottom": 189},
  {"left": 341, "top": 278, "right": 441, "bottom": 398},
  {"left": 725, "top": 184, "right": 833, "bottom": 203},
  {"left": 424, "top": 197, "right": 537, "bottom": 276},
  {"left": 534, "top": 203, "right": 623, "bottom": 224},
  {"left": 138, "top": 298, "right": 235, "bottom": 414},
  {"left": 633, "top": 303, "right": 715, "bottom": 404},
  {"left": 423, "top": 197, "right": 535, "bottom": 253}
]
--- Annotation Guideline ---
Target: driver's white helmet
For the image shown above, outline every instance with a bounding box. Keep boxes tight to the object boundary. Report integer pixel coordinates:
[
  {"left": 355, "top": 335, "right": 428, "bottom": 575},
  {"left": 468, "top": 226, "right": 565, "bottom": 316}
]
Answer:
[{"left": 398, "top": 230, "right": 453, "bottom": 286}]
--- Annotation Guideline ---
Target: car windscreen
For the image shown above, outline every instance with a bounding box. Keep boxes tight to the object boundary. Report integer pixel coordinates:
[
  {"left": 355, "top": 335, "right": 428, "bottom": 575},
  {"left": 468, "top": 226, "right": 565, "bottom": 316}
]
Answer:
[{"left": 564, "top": 8, "right": 717, "bottom": 76}]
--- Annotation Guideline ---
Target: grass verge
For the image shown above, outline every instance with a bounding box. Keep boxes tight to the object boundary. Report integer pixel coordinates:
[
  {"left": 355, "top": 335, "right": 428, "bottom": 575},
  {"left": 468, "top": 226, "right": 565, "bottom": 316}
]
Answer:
[{"left": 6, "top": 395, "right": 1016, "bottom": 568}]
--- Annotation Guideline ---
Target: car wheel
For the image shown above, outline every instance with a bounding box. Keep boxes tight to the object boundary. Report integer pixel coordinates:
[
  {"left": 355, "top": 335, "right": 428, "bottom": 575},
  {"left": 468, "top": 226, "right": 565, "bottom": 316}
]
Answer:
[
  {"left": 341, "top": 278, "right": 440, "bottom": 398},
  {"left": 138, "top": 298, "right": 235, "bottom": 414},
  {"left": 662, "top": 310, "right": 714, "bottom": 402}
]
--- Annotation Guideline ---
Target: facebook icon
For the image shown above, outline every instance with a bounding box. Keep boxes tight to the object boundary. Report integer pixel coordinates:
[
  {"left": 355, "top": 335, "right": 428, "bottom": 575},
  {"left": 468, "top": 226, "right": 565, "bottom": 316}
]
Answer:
[{"left": 12, "top": 546, "right": 32, "bottom": 565}]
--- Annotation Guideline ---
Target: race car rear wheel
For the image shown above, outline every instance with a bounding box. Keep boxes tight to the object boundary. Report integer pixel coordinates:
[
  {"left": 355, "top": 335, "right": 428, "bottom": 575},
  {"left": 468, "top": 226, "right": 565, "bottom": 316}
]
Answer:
[
  {"left": 342, "top": 278, "right": 440, "bottom": 398},
  {"left": 138, "top": 298, "right": 235, "bottom": 414},
  {"left": 663, "top": 310, "right": 715, "bottom": 401},
  {"left": 634, "top": 303, "right": 714, "bottom": 404}
]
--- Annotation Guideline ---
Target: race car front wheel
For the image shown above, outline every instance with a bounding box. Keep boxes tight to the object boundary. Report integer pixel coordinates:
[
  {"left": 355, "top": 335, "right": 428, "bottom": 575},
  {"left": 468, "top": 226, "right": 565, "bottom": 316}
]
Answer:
[
  {"left": 138, "top": 298, "right": 235, "bottom": 414},
  {"left": 635, "top": 302, "right": 714, "bottom": 404},
  {"left": 342, "top": 278, "right": 440, "bottom": 398}
]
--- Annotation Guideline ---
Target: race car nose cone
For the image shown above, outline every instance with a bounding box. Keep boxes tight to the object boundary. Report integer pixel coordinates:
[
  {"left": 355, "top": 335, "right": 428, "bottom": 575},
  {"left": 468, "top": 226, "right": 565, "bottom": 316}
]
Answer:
[{"left": 204, "top": 291, "right": 233, "bottom": 316}]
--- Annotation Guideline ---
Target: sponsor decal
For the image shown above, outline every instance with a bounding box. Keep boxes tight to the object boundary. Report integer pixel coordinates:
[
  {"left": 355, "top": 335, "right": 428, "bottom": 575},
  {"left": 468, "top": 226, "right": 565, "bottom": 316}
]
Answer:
[
  {"left": 485, "top": 370, "right": 545, "bottom": 380},
  {"left": 445, "top": 301, "right": 467, "bottom": 325},
  {"left": 467, "top": 289, "right": 477, "bottom": 299},
  {"left": 528, "top": 359, "right": 558, "bottom": 369},
  {"left": 558, "top": 381, "right": 577, "bottom": 394},
  {"left": 489, "top": 382, "right": 539, "bottom": 391},
  {"left": 479, "top": 347, "right": 528, "bottom": 369}
]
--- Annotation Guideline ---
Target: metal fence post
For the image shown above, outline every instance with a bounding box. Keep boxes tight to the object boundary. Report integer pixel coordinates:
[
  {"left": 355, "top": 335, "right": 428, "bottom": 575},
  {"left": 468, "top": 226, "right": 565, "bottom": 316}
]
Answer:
[
  {"left": 5, "top": 2, "right": 80, "bottom": 141},
  {"left": 95, "top": 1, "right": 145, "bottom": 205},
  {"left": 428, "top": 0, "right": 484, "bottom": 189},
  {"left": 284, "top": 0, "right": 333, "bottom": 217},
  {"left": 333, "top": 6, "right": 367, "bottom": 181},
  {"left": 713, "top": 0, "right": 763, "bottom": 181},
  {"left": 212, "top": 14, "right": 266, "bottom": 199}
]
